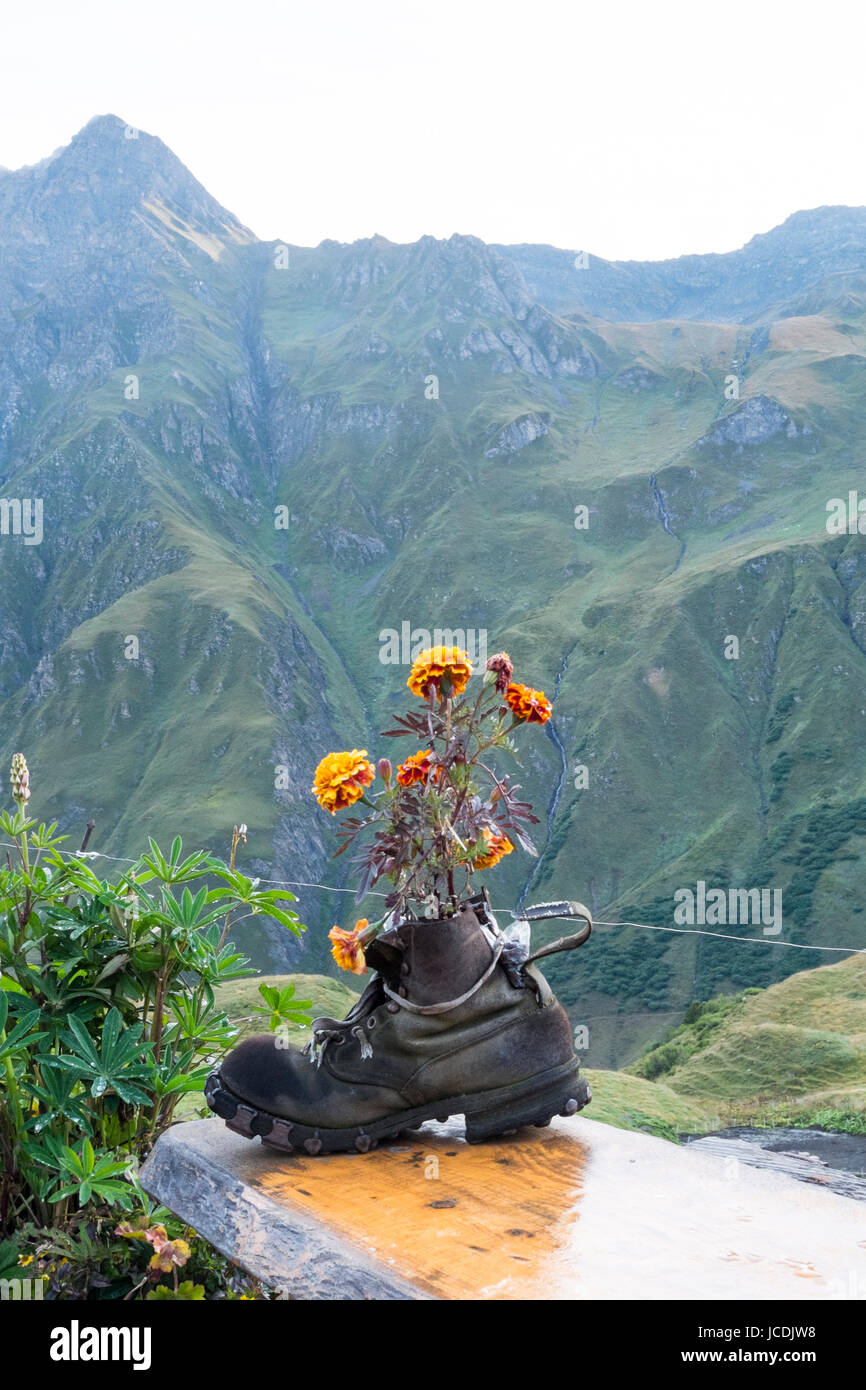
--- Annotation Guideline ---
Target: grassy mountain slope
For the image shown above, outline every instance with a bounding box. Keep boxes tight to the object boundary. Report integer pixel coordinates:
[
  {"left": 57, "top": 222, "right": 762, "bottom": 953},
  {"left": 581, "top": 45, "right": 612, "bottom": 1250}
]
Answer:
[{"left": 629, "top": 952, "right": 866, "bottom": 1123}]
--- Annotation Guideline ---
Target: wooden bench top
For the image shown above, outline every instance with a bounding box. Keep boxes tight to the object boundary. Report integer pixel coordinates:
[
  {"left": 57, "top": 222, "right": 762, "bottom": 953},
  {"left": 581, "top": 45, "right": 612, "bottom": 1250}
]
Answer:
[{"left": 141, "top": 1115, "right": 866, "bottom": 1300}]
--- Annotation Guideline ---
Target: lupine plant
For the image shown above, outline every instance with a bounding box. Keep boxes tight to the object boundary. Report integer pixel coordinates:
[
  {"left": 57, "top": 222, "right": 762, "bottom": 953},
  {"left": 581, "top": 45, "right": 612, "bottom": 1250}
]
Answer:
[{"left": 0, "top": 754, "right": 307, "bottom": 1256}]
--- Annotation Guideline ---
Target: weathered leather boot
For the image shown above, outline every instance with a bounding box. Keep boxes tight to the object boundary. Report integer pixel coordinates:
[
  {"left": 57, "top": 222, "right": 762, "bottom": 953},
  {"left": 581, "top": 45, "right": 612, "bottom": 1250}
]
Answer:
[{"left": 205, "top": 899, "right": 592, "bottom": 1153}]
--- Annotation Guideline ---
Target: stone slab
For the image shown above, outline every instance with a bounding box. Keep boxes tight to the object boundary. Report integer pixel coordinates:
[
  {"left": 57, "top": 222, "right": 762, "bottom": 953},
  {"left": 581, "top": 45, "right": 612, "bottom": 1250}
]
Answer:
[
  {"left": 686, "top": 1135, "right": 866, "bottom": 1202},
  {"left": 140, "top": 1115, "right": 866, "bottom": 1300}
]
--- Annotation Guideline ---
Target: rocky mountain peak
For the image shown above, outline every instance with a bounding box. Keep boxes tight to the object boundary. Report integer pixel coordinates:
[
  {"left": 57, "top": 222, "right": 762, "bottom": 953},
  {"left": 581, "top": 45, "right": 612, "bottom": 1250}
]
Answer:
[{"left": 0, "top": 114, "right": 250, "bottom": 250}]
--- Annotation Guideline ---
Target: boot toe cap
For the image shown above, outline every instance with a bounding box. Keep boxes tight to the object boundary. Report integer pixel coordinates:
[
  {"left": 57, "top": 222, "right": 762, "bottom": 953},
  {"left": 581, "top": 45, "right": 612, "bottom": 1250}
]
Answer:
[{"left": 220, "top": 1033, "right": 305, "bottom": 1115}]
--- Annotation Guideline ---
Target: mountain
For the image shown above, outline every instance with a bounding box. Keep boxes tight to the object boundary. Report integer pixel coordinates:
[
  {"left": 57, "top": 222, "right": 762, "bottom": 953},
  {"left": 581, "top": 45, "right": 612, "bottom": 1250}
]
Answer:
[
  {"left": 495, "top": 206, "right": 866, "bottom": 322},
  {"left": 2, "top": 114, "right": 865, "bottom": 1066}
]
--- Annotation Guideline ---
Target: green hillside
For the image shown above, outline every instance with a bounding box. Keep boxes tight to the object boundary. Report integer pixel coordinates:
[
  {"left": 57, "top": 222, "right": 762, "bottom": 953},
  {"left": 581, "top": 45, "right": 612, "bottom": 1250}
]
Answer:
[{"left": 628, "top": 952, "right": 866, "bottom": 1125}]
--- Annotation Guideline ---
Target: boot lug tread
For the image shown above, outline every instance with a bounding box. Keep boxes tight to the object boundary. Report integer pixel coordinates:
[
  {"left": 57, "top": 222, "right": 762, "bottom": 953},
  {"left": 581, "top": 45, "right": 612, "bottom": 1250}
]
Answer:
[
  {"left": 226, "top": 1102, "right": 257, "bottom": 1139},
  {"left": 206, "top": 1062, "right": 590, "bottom": 1154}
]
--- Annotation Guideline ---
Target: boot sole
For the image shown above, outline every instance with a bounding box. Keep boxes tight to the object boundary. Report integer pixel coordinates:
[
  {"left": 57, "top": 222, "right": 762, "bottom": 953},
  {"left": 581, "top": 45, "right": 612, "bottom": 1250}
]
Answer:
[{"left": 204, "top": 1059, "right": 591, "bottom": 1154}]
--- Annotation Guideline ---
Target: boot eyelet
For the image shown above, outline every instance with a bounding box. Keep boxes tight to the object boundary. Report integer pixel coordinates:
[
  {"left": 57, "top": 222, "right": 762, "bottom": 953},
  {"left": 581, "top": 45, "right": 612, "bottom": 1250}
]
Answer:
[{"left": 367, "top": 1016, "right": 376, "bottom": 1030}]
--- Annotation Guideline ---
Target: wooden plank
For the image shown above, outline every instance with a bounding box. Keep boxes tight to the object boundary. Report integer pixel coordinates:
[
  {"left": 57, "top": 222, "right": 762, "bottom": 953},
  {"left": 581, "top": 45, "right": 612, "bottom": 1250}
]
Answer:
[
  {"left": 141, "top": 1115, "right": 866, "bottom": 1300},
  {"left": 140, "top": 1120, "right": 425, "bottom": 1300}
]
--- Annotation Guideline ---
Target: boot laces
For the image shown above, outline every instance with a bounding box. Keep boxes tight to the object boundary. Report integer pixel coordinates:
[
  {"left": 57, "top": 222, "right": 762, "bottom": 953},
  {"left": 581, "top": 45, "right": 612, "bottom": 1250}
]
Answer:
[
  {"left": 307, "top": 1023, "right": 374, "bottom": 1066},
  {"left": 305, "top": 980, "right": 382, "bottom": 1066}
]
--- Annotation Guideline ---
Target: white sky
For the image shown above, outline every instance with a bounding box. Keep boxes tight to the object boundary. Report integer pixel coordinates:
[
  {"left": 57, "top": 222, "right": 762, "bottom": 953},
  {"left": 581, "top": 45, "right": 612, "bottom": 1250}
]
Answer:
[{"left": 1, "top": 0, "right": 864, "bottom": 261}]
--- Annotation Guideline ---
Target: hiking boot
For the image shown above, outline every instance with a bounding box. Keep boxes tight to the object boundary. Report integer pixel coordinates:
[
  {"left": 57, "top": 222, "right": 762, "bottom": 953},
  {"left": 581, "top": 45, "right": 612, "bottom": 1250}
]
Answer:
[{"left": 205, "top": 898, "right": 592, "bottom": 1153}]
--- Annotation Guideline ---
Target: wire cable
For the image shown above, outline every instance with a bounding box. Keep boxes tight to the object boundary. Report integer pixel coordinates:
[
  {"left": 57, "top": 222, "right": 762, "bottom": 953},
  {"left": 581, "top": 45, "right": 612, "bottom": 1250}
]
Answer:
[{"left": 3, "top": 842, "right": 863, "bottom": 954}]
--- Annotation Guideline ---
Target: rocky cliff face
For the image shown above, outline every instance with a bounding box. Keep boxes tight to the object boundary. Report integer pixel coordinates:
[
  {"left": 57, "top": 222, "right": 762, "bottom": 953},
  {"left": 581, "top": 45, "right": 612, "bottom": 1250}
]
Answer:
[{"left": 1, "top": 115, "right": 865, "bottom": 1063}]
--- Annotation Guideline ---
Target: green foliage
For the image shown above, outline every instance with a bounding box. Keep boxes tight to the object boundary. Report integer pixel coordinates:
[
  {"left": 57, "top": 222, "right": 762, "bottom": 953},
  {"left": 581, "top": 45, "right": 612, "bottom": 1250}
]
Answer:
[
  {"left": 784, "top": 799, "right": 866, "bottom": 928},
  {"left": 629, "top": 992, "right": 759, "bottom": 1081},
  {"left": 213, "top": 971, "right": 359, "bottom": 1047},
  {"left": 0, "top": 761, "right": 303, "bottom": 1257},
  {"left": 755, "top": 1107, "right": 866, "bottom": 1135},
  {"left": 37, "top": 1136, "right": 134, "bottom": 1208},
  {"left": 797, "top": 1107, "right": 866, "bottom": 1134},
  {"left": 147, "top": 1280, "right": 206, "bottom": 1300},
  {"left": 559, "top": 895, "right": 681, "bottom": 1014},
  {"left": 769, "top": 751, "right": 793, "bottom": 802},
  {"left": 765, "top": 690, "right": 798, "bottom": 744},
  {"left": 620, "top": 1113, "right": 683, "bottom": 1143},
  {"left": 0, "top": 1236, "right": 21, "bottom": 1281},
  {"left": 12, "top": 1197, "right": 276, "bottom": 1299},
  {"left": 581, "top": 1067, "right": 715, "bottom": 1136},
  {"left": 252, "top": 981, "right": 313, "bottom": 1032},
  {"left": 628, "top": 952, "right": 866, "bottom": 1125}
]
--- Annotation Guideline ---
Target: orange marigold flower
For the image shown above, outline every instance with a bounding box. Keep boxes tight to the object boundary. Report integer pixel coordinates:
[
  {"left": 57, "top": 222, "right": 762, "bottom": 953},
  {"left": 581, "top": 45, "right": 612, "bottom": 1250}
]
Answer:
[
  {"left": 407, "top": 646, "right": 473, "bottom": 699},
  {"left": 311, "top": 750, "right": 376, "bottom": 814},
  {"left": 396, "top": 749, "right": 442, "bottom": 786},
  {"left": 504, "top": 681, "right": 553, "bottom": 724},
  {"left": 329, "top": 921, "right": 369, "bottom": 975},
  {"left": 473, "top": 828, "right": 514, "bottom": 870}
]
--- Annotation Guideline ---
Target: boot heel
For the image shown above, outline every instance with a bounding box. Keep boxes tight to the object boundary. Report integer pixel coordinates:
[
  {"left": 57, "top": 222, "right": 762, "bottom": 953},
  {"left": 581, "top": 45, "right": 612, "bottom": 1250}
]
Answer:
[{"left": 464, "top": 1070, "right": 591, "bottom": 1144}]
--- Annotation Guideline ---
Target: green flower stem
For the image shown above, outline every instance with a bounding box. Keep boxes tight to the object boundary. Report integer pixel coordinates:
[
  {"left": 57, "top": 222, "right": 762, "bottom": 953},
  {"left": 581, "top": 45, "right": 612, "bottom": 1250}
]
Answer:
[
  {"left": 358, "top": 916, "right": 387, "bottom": 945},
  {"left": 2, "top": 1048, "right": 24, "bottom": 1136},
  {"left": 15, "top": 812, "right": 30, "bottom": 874},
  {"left": 218, "top": 825, "right": 243, "bottom": 948}
]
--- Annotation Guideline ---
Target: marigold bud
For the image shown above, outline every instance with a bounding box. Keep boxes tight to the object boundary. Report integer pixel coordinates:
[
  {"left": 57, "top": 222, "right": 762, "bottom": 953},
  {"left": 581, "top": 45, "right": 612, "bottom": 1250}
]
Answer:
[
  {"left": 377, "top": 758, "right": 393, "bottom": 787},
  {"left": 485, "top": 652, "right": 514, "bottom": 693}
]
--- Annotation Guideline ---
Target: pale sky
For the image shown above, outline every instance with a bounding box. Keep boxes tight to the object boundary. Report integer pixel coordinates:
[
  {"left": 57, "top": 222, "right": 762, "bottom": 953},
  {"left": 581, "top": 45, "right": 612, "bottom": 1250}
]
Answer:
[{"left": 1, "top": 0, "right": 864, "bottom": 261}]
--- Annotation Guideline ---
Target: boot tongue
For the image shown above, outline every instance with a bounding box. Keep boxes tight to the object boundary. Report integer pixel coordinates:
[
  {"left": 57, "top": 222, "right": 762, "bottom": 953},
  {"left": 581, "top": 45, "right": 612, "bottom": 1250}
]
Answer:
[{"left": 392, "top": 906, "right": 494, "bottom": 1007}]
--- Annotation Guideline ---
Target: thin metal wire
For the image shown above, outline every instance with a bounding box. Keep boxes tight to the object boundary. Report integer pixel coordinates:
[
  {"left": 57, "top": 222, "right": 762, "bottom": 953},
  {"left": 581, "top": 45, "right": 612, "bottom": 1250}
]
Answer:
[
  {"left": 2, "top": 841, "right": 863, "bottom": 954},
  {"left": 591, "top": 919, "right": 866, "bottom": 955}
]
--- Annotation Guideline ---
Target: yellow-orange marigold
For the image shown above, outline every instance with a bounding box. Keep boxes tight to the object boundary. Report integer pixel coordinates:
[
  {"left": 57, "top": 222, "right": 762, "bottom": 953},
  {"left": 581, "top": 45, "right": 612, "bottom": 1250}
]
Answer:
[
  {"left": 473, "top": 828, "right": 514, "bottom": 870},
  {"left": 504, "top": 681, "right": 553, "bottom": 725},
  {"left": 396, "top": 749, "right": 442, "bottom": 786},
  {"left": 311, "top": 750, "right": 376, "bottom": 814},
  {"left": 407, "top": 646, "right": 473, "bottom": 699},
  {"left": 329, "top": 920, "right": 369, "bottom": 975}
]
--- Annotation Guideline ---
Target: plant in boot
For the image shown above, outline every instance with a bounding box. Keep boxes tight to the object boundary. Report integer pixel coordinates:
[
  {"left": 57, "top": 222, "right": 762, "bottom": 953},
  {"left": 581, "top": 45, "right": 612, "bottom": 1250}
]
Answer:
[
  {"left": 208, "top": 645, "right": 593, "bottom": 1152},
  {"left": 310, "top": 646, "right": 553, "bottom": 939}
]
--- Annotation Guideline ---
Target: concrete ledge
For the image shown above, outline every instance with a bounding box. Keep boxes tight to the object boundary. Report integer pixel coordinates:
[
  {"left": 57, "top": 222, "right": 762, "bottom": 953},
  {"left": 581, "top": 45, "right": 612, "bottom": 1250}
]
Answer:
[{"left": 141, "top": 1115, "right": 866, "bottom": 1300}]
